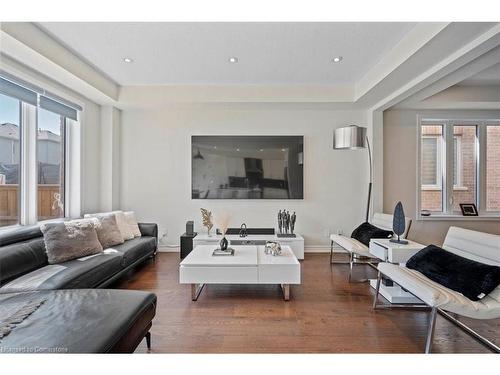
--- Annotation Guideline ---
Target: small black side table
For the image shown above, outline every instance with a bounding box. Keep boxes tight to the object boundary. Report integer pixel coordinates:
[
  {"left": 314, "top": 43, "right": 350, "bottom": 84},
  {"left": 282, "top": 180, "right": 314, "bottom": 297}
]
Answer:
[{"left": 180, "top": 232, "right": 197, "bottom": 259}]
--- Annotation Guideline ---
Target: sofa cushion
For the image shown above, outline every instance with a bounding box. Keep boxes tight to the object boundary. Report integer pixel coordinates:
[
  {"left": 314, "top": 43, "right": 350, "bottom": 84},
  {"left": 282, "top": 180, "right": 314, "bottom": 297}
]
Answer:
[
  {"left": 0, "top": 250, "right": 122, "bottom": 293},
  {"left": 40, "top": 219, "right": 103, "bottom": 264},
  {"left": 351, "top": 221, "right": 393, "bottom": 247},
  {"left": 0, "top": 237, "right": 47, "bottom": 286},
  {"left": 406, "top": 244, "right": 500, "bottom": 301},
  {"left": 111, "top": 236, "right": 156, "bottom": 267},
  {"left": 0, "top": 225, "right": 43, "bottom": 247},
  {"left": 0, "top": 289, "right": 157, "bottom": 353}
]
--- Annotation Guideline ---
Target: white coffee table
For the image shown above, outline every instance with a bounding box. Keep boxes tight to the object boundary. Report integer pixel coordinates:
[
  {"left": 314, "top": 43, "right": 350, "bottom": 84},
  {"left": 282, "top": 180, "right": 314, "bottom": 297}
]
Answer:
[{"left": 179, "top": 245, "right": 300, "bottom": 301}]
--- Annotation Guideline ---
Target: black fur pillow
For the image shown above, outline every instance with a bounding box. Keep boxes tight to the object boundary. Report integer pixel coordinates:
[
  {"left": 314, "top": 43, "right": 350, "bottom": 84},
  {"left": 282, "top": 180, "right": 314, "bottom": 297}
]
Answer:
[
  {"left": 351, "top": 222, "right": 393, "bottom": 247},
  {"left": 406, "top": 244, "right": 500, "bottom": 301}
]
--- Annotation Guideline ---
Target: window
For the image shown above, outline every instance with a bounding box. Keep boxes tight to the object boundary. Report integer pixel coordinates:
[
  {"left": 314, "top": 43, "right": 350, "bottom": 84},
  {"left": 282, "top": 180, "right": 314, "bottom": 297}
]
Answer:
[
  {"left": 420, "top": 125, "right": 443, "bottom": 212},
  {"left": 0, "top": 93, "right": 21, "bottom": 227},
  {"left": 419, "top": 119, "right": 500, "bottom": 217},
  {"left": 451, "top": 125, "right": 477, "bottom": 212},
  {"left": 486, "top": 125, "right": 500, "bottom": 211},
  {"left": 0, "top": 75, "right": 80, "bottom": 228},
  {"left": 37, "top": 108, "right": 65, "bottom": 221},
  {"left": 453, "top": 136, "right": 461, "bottom": 187},
  {"left": 421, "top": 136, "right": 441, "bottom": 187}
]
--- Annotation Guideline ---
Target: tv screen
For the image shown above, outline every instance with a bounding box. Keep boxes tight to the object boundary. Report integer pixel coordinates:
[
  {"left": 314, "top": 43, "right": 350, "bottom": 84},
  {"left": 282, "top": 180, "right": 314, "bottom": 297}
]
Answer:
[{"left": 192, "top": 135, "right": 304, "bottom": 199}]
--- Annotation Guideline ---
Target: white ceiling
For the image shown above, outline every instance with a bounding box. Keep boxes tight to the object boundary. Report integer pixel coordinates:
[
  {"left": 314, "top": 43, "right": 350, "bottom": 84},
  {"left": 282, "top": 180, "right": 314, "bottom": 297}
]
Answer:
[
  {"left": 457, "top": 62, "right": 500, "bottom": 86},
  {"left": 37, "top": 22, "right": 416, "bottom": 86}
]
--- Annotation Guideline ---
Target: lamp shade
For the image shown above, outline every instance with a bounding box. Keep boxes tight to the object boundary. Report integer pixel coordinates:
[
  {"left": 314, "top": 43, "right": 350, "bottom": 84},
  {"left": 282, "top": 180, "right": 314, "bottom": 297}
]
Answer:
[{"left": 333, "top": 125, "right": 367, "bottom": 149}]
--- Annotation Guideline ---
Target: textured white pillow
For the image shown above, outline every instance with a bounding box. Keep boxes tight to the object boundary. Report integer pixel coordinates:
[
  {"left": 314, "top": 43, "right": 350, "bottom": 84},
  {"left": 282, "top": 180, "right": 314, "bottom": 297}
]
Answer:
[
  {"left": 84, "top": 211, "right": 134, "bottom": 241},
  {"left": 124, "top": 211, "right": 141, "bottom": 238},
  {"left": 40, "top": 219, "right": 103, "bottom": 264}
]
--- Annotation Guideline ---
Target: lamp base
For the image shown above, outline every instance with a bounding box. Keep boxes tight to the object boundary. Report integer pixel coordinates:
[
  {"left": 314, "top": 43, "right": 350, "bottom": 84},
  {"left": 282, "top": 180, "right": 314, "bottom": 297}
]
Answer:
[{"left": 389, "top": 239, "right": 409, "bottom": 245}]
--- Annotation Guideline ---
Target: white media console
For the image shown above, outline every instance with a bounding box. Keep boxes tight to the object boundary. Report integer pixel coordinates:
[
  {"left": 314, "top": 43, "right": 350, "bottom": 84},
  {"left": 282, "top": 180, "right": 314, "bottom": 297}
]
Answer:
[{"left": 193, "top": 233, "right": 304, "bottom": 260}]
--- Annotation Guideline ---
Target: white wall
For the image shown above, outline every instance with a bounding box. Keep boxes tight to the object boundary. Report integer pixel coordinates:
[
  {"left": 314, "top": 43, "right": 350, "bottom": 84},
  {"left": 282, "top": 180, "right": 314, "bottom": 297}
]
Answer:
[
  {"left": 120, "top": 103, "right": 370, "bottom": 249},
  {"left": 383, "top": 108, "right": 500, "bottom": 245}
]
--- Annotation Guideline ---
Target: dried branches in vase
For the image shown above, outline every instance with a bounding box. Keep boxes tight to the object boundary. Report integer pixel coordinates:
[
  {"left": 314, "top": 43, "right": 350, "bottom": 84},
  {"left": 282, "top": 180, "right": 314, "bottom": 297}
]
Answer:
[
  {"left": 200, "top": 208, "right": 213, "bottom": 236},
  {"left": 215, "top": 211, "right": 231, "bottom": 251}
]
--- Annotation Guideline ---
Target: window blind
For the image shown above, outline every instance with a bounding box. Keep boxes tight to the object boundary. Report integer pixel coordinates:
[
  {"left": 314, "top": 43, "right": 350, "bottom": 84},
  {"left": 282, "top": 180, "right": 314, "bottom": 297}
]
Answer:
[
  {"left": 0, "top": 77, "right": 37, "bottom": 105},
  {"left": 40, "top": 96, "right": 78, "bottom": 121},
  {"left": 0, "top": 73, "right": 81, "bottom": 120}
]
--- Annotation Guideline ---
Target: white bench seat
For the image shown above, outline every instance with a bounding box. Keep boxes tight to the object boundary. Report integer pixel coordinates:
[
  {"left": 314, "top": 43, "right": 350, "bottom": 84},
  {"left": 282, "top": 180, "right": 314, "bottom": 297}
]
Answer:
[
  {"left": 375, "top": 226, "right": 500, "bottom": 353},
  {"left": 330, "top": 212, "right": 412, "bottom": 282},
  {"left": 378, "top": 262, "right": 500, "bottom": 320},
  {"left": 330, "top": 235, "right": 373, "bottom": 258}
]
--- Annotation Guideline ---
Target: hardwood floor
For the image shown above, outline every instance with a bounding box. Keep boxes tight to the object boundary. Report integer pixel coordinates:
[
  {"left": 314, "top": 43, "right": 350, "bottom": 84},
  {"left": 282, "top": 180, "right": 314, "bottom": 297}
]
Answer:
[{"left": 113, "top": 252, "right": 499, "bottom": 353}]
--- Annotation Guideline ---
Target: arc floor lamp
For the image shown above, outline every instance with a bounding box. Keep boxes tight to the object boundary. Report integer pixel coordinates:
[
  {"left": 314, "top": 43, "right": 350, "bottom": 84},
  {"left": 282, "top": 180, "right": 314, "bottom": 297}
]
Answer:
[{"left": 333, "top": 125, "right": 372, "bottom": 222}]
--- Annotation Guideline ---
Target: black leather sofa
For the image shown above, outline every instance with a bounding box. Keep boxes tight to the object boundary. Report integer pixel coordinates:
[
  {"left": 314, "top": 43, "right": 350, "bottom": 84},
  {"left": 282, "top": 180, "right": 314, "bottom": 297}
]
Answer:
[
  {"left": 0, "top": 222, "right": 158, "bottom": 353},
  {"left": 0, "top": 223, "right": 157, "bottom": 293}
]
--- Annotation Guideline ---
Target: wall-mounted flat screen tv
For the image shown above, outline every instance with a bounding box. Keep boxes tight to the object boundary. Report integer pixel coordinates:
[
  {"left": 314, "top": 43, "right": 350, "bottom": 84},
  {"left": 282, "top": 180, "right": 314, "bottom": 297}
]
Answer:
[{"left": 192, "top": 135, "right": 303, "bottom": 199}]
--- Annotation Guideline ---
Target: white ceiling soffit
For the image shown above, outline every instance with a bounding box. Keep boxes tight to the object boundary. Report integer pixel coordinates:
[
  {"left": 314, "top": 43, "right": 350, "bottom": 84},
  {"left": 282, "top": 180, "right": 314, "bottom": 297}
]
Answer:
[
  {"left": 458, "top": 62, "right": 500, "bottom": 86},
  {"left": 0, "top": 22, "right": 119, "bottom": 103},
  {"left": 392, "top": 45, "right": 500, "bottom": 110},
  {"left": 356, "top": 22, "right": 500, "bottom": 110}
]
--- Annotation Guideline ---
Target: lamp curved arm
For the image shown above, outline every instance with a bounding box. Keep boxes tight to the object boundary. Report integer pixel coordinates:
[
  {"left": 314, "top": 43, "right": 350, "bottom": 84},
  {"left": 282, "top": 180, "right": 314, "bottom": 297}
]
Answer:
[{"left": 365, "top": 136, "right": 373, "bottom": 222}]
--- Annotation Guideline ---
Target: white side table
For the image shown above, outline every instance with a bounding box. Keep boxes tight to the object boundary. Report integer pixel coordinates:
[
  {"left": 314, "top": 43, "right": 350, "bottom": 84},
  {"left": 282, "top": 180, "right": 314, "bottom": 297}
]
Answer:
[{"left": 369, "top": 239, "right": 426, "bottom": 304}]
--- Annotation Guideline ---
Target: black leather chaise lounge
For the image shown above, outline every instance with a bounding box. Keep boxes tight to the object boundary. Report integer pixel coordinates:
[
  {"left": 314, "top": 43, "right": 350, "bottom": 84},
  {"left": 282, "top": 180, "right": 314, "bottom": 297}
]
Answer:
[
  {"left": 0, "top": 222, "right": 158, "bottom": 353},
  {"left": 0, "top": 289, "right": 156, "bottom": 353}
]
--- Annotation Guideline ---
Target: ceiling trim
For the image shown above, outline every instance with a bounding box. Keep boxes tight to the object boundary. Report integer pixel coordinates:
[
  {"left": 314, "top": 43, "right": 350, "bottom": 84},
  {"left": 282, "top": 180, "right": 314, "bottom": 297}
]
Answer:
[
  {"left": 393, "top": 45, "right": 500, "bottom": 109},
  {"left": 118, "top": 85, "right": 356, "bottom": 108},
  {"left": 355, "top": 22, "right": 449, "bottom": 100},
  {"left": 0, "top": 22, "right": 119, "bottom": 102},
  {"left": 369, "top": 23, "right": 500, "bottom": 111}
]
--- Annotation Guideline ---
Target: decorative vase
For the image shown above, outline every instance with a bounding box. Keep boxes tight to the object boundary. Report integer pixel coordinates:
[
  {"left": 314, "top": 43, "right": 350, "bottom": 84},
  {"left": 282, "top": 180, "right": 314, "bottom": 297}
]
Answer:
[{"left": 219, "top": 237, "right": 228, "bottom": 251}]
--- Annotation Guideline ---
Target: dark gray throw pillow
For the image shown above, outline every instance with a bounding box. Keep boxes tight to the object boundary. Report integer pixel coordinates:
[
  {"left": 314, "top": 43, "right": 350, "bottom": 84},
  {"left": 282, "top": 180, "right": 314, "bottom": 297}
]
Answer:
[
  {"left": 40, "top": 220, "right": 103, "bottom": 264},
  {"left": 351, "top": 222, "right": 393, "bottom": 247},
  {"left": 406, "top": 244, "right": 500, "bottom": 301}
]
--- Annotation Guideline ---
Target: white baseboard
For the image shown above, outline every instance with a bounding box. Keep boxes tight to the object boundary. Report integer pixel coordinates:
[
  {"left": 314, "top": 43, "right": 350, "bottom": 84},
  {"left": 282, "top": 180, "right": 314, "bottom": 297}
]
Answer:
[
  {"left": 305, "top": 245, "right": 344, "bottom": 253},
  {"left": 158, "top": 246, "right": 180, "bottom": 253},
  {"left": 158, "top": 245, "right": 345, "bottom": 253}
]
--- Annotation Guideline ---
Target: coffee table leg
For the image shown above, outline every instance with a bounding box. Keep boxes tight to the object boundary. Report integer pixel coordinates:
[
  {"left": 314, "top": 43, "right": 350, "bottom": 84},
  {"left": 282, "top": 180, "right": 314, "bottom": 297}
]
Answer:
[
  {"left": 281, "top": 284, "right": 290, "bottom": 301},
  {"left": 191, "top": 283, "right": 205, "bottom": 301}
]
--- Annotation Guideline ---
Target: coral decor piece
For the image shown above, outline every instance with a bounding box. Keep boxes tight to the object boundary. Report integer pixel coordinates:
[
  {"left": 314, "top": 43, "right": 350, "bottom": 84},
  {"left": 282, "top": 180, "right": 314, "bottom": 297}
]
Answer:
[
  {"left": 200, "top": 208, "right": 214, "bottom": 236},
  {"left": 215, "top": 211, "right": 231, "bottom": 251},
  {"left": 215, "top": 211, "right": 230, "bottom": 237}
]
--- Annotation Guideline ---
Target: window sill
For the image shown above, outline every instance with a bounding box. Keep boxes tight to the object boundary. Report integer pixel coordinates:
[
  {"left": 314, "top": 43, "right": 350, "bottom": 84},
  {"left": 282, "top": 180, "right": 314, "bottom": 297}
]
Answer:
[
  {"left": 0, "top": 218, "right": 68, "bottom": 234},
  {"left": 421, "top": 186, "right": 468, "bottom": 191},
  {"left": 421, "top": 186, "right": 441, "bottom": 191},
  {"left": 418, "top": 213, "right": 500, "bottom": 221}
]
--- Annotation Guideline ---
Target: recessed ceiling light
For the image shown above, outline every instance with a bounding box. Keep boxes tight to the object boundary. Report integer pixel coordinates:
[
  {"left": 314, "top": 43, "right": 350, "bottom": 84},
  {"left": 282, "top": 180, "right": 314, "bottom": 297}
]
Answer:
[
  {"left": 236, "top": 148, "right": 240, "bottom": 152},
  {"left": 332, "top": 56, "right": 343, "bottom": 63},
  {"left": 123, "top": 57, "right": 133, "bottom": 63},
  {"left": 228, "top": 57, "right": 239, "bottom": 63},
  {"left": 259, "top": 149, "right": 264, "bottom": 152}
]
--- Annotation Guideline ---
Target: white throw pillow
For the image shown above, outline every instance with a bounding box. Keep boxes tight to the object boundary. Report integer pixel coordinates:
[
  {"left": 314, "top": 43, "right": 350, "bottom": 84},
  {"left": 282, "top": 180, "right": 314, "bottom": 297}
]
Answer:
[
  {"left": 85, "top": 211, "right": 135, "bottom": 241},
  {"left": 124, "top": 211, "right": 141, "bottom": 238}
]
